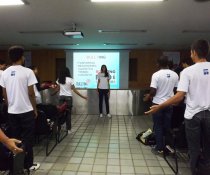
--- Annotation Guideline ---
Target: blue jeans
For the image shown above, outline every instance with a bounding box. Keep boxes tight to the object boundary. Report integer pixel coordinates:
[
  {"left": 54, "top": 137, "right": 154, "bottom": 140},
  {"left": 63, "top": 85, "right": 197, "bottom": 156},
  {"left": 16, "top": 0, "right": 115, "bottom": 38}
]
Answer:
[
  {"left": 185, "top": 110, "right": 210, "bottom": 175},
  {"left": 152, "top": 106, "right": 173, "bottom": 151}
]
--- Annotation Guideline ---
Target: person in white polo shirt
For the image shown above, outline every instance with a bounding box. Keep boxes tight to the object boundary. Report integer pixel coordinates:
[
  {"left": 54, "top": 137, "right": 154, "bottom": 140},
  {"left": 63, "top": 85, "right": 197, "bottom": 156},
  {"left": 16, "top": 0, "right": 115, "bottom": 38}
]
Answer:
[
  {"left": 97, "top": 65, "right": 111, "bottom": 118},
  {"left": 145, "top": 39, "right": 210, "bottom": 175},
  {"left": 144, "top": 56, "right": 179, "bottom": 155},
  {"left": 0, "top": 46, "right": 39, "bottom": 171},
  {"left": 55, "top": 67, "right": 87, "bottom": 134}
]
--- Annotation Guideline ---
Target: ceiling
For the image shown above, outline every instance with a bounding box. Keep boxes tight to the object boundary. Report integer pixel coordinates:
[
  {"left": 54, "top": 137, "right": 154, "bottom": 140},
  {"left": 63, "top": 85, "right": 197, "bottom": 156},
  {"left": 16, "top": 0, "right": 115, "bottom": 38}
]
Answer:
[{"left": 0, "top": 0, "right": 210, "bottom": 50}]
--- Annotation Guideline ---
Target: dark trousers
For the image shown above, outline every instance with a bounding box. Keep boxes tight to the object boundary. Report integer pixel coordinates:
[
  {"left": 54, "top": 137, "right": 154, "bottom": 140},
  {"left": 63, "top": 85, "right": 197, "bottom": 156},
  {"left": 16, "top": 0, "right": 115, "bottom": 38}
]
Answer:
[
  {"left": 59, "top": 96, "right": 72, "bottom": 130},
  {"left": 98, "top": 89, "right": 109, "bottom": 114},
  {"left": 8, "top": 111, "right": 35, "bottom": 169},
  {"left": 152, "top": 106, "right": 173, "bottom": 151},
  {"left": 185, "top": 110, "right": 210, "bottom": 175}
]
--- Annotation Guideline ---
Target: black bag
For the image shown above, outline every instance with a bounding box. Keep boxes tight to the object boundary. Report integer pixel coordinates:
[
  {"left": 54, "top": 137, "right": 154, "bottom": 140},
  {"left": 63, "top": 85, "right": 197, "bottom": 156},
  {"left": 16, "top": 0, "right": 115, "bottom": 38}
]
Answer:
[
  {"left": 0, "top": 143, "right": 25, "bottom": 173},
  {"left": 136, "top": 130, "right": 156, "bottom": 146},
  {"left": 0, "top": 143, "right": 12, "bottom": 171}
]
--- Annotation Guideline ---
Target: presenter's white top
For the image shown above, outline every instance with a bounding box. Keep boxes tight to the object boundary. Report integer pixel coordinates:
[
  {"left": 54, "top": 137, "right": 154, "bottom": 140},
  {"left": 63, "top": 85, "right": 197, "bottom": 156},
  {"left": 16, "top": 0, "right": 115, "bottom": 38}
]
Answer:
[
  {"left": 0, "top": 65, "right": 37, "bottom": 114},
  {"left": 98, "top": 72, "right": 111, "bottom": 89},
  {"left": 177, "top": 62, "right": 210, "bottom": 119},
  {"left": 150, "top": 69, "right": 178, "bottom": 104},
  {"left": 34, "top": 85, "right": 42, "bottom": 104},
  {"left": 57, "top": 77, "right": 74, "bottom": 96}
]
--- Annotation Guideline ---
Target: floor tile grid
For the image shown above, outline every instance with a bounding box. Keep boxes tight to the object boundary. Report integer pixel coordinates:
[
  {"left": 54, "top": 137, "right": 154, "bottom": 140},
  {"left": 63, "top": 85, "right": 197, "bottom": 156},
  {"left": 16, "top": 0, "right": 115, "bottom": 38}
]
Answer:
[{"left": 31, "top": 115, "right": 191, "bottom": 175}]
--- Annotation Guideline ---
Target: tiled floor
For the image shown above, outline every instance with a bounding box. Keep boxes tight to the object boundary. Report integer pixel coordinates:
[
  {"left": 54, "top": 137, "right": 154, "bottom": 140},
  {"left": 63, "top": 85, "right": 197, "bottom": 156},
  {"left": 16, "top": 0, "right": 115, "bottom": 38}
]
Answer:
[{"left": 33, "top": 115, "right": 191, "bottom": 175}]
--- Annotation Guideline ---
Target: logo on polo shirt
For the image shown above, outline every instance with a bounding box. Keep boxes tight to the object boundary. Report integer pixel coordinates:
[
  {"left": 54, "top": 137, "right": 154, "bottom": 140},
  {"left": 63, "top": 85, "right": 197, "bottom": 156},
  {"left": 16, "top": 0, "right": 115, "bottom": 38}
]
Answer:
[
  {"left": 203, "top": 69, "right": 209, "bottom": 75},
  {"left": 166, "top": 74, "right": 170, "bottom": 78},
  {"left": 11, "top": 71, "right": 16, "bottom": 76}
]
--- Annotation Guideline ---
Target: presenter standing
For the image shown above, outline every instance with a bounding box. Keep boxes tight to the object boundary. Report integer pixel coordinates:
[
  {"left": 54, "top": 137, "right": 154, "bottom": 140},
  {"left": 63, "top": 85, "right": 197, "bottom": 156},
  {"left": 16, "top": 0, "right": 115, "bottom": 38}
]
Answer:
[{"left": 97, "top": 65, "right": 111, "bottom": 118}]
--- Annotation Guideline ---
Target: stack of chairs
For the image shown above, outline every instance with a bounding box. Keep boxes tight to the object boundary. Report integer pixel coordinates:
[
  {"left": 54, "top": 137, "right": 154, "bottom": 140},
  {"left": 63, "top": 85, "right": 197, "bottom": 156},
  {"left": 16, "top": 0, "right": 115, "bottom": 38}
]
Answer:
[{"left": 35, "top": 102, "right": 68, "bottom": 156}]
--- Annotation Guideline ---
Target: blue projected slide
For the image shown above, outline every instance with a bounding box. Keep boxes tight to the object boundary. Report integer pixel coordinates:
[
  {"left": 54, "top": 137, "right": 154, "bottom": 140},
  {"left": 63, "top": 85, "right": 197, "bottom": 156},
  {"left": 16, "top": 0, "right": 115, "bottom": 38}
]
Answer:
[{"left": 73, "top": 52, "right": 120, "bottom": 89}]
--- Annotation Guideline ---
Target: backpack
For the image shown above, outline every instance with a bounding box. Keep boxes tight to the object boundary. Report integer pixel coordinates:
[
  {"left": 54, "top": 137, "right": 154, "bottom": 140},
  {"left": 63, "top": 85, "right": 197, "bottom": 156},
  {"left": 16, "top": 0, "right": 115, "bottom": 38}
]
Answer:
[{"left": 136, "top": 129, "right": 156, "bottom": 146}]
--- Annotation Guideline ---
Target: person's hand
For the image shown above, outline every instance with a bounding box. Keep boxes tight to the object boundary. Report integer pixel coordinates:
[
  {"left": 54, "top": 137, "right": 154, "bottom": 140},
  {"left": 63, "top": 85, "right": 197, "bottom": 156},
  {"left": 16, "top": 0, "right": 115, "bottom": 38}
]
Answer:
[
  {"left": 4, "top": 139, "right": 23, "bottom": 154},
  {"left": 143, "top": 94, "right": 150, "bottom": 102},
  {"left": 145, "top": 105, "right": 160, "bottom": 115}
]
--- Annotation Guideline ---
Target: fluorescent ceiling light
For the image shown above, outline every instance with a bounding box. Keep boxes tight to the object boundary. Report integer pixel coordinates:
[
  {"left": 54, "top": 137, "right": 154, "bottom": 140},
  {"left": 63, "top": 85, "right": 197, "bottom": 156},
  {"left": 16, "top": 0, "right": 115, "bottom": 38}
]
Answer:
[
  {"left": 91, "top": 0, "right": 163, "bottom": 2},
  {"left": 0, "top": 0, "right": 25, "bottom": 6}
]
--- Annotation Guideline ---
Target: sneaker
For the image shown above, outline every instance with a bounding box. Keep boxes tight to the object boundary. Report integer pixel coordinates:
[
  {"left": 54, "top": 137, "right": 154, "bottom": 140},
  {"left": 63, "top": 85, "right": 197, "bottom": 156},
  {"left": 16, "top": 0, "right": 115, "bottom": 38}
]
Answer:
[
  {"left": 107, "top": 113, "right": 112, "bottom": 118},
  {"left": 29, "top": 163, "right": 40, "bottom": 171},
  {"left": 151, "top": 147, "right": 163, "bottom": 156},
  {"left": 99, "top": 113, "right": 103, "bottom": 118},
  {"left": 68, "top": 129, "right": 76, "bottom": 134}
]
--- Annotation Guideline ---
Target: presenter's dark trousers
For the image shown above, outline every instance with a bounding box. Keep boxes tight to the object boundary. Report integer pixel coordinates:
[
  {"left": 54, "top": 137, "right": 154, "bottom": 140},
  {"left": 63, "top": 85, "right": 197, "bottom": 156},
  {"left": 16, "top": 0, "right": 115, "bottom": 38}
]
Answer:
[
  {"left": 8, "top": 111, "right": 35, "bottom": 169},
  {"left": 185, "top": 110, "right": 210, "bottom": 175},
  {"left": 98, "top": 89, "right": 109, "bottom": 114}
]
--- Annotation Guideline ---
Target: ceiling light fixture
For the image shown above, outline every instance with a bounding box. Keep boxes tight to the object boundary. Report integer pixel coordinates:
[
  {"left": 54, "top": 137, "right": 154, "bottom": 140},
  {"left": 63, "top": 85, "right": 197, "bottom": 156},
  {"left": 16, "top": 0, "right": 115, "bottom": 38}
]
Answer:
[
  {"left": 91, "top": 0, "right": 163, "bottom": 2},
  {"left": 0, "top": 0, "right": 25, "bottom": 6}
]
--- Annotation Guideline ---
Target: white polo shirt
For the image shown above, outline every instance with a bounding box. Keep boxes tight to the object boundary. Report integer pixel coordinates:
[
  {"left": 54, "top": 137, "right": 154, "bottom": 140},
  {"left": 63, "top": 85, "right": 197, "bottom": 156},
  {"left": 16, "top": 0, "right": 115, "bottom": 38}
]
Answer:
[
  {"left": 56, "top": 77, "right": 74, "bottom": 96},
  {"left": 98, "top": 72, "right": 111, "bottom": 89},
  {"left": 178, "top": 62, "right": 210, "bottom": 119},
  {"left": 0, "top": 65, "right": 37, "bottom": 114},
  {"left": 150, "top": 69, "right": 179, "bottom": 104}
]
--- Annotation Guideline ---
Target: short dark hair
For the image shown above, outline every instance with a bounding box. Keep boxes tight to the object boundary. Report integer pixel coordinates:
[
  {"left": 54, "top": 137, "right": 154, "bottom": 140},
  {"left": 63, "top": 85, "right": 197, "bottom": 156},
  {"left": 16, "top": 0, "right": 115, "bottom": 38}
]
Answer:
[
  {"left": 191, "top": 39, "right": 209, "bottom": 58},
  {"left": 8, "top": 46, "right": 24, "bottom": 63},
  {"left": 157, "top": 55, "right": 169, "bottom": 67}
]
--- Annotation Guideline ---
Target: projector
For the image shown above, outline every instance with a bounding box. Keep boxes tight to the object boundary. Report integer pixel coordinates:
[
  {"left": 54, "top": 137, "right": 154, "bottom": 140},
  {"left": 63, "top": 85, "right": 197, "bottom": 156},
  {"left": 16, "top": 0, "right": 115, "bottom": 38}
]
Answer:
[{"left": 63, "top": 31, "right": 84, "bottom": 39}]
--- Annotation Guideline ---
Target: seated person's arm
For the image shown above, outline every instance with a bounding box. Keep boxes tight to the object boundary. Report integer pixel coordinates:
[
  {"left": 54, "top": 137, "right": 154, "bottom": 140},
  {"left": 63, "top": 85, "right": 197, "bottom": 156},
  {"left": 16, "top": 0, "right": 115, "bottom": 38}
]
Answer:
[{"left": 51, "top": 85, "right": 60, "bottom": 96}]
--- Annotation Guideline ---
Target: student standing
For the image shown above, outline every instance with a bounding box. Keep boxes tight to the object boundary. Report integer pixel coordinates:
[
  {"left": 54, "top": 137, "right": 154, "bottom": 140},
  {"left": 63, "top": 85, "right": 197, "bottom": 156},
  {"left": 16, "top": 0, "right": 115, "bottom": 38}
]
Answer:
[
  {"left": 0, "top": 46, "right": 39, "bottom": 170},
  {"left": 144, "top": 56, "right": 179, "bottom": 154},
  {"left": 97, "top": 65, "right": 111, "bottom": 118},
  {"left": 145, "top": 39, "right": 210, "bottom": 175},
  {"left": 55, "top": 67, "right": 87, "bottom": 134}
]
